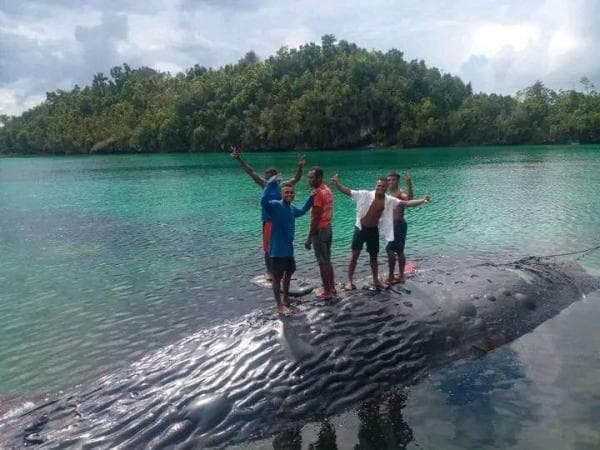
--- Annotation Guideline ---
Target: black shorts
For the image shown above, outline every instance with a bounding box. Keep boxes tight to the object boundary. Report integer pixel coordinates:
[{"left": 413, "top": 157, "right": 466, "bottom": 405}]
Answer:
[
  {"left": 313, "top": 225, "right": 332, "bottom": 264},
  {"left": 386, "top": 220, "right": 408, "bottom": 253},
  {"left": 351, "top": 226, "right": 379, "bottom": 255},
  {"left": 270, "top": 256, "right": 296, "bottom": 274}
]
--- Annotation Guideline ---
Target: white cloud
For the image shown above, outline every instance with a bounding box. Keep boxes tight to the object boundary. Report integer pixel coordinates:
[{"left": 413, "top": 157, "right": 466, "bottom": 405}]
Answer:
[
  {"left": 0, "top": 87, "right": 45, "bottom": 117},
  {"left": 1, "top": 0, "right": 599, "bottom": 115}
]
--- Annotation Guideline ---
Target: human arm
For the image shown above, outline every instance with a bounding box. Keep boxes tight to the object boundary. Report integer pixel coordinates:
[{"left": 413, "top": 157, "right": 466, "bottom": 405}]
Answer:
[
  {"left": 400, "top": 195, "right": 430, "bottom": 207},
  {"left": 293, "top": 191, "right": 315, "bottom": 218},
  {"left": 284, "top": 154, "right": 306, "bottom": 186},
  {"left": 404, "top": 174, "right": 414, "bottom": 200},
  {"left": 231, "top": 146, "right": 265, "bottom": 188},
  {"left": 330, "top": 174, "right": 352, "bottom": 196}
]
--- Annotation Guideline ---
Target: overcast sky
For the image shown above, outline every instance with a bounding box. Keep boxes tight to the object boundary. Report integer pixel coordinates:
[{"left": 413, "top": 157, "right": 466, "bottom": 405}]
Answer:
[{"left": 1, "top": 0, "right": 599, "bottom": 116}]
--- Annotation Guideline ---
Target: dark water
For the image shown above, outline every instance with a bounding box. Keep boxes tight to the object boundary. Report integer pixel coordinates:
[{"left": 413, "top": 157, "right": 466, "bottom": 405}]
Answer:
[{"left": 1, "top": 145, "right": 599, "bottom": 448}]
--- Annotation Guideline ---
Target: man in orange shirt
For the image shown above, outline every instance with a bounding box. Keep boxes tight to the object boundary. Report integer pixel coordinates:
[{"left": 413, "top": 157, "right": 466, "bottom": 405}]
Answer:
[{"left": 305, "top": 167, "right": 336, "bottom": 299}]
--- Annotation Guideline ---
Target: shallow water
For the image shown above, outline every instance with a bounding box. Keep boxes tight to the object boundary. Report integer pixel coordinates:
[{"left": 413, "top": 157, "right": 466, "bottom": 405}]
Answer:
[{"left": 1, "top": 145, "right": 599, "bottom": 447}]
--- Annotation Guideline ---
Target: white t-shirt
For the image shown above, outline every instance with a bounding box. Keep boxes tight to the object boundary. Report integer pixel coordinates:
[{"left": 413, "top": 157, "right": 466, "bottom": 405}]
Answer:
[{"left": 350, "top": 190, "right": 402, "bottom": 242}]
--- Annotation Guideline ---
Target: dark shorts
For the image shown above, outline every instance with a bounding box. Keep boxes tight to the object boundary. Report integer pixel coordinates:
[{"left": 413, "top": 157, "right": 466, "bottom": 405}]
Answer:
[
  {"left": 270, "top": 256, "right": 296, "bottom": 274},
  {"left": 313, "top": 225, "right": 332, "bottom": 264},
  {"left": 351, "top": 226, "right": 379, "bottom": 255},
  {"left": 386, "top": 220, "right": 408, "bottom": 253}
]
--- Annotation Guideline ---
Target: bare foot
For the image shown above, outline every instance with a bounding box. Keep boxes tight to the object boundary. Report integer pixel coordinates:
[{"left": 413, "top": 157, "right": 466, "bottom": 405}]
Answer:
[
  {"left": 344, "top": 282, "right": 356, "bottom": 291},
  {"left": 394, "top": 274, "right": 406, "bottom": 284},
  {"left": 282, "top": 296, "right": 291, "bottom": 307},
  {"left": 277, "top": 305, "right": 293, "bottom": 316},
  {"left": 385, "top": 276, "right": 395, "bottom": 285},
  {"left": 373, "top": 280, "right": 388, "bottom": 290},
  {"left": 265, "top": 272, "right": 273, "bottom": 282},
  {"left": 315, "top": 288, "right": 333, "bottom": 300}
]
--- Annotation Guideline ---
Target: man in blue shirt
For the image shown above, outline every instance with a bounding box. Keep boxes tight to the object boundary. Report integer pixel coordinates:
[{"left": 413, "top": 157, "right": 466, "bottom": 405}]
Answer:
[
  {"left": 261, "top": 176, "right": 314, "bottom": 315},
  {"left": 231, "top": 146, "right": 305, "bottom": 281}
]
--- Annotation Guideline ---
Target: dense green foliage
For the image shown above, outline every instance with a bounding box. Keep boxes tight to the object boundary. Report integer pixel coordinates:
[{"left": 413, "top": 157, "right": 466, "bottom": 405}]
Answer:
[{"left": 1, "top": 35, "right": 599, "bottom": 154}]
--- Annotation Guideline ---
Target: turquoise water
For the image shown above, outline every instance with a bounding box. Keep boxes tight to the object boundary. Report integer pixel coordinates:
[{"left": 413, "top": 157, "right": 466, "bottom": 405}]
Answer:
[{"left": 1, "top": 146, "right": 600, "bottom": 447}]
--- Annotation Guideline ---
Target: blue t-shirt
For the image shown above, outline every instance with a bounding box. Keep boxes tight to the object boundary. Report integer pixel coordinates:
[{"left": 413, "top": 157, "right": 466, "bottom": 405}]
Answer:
[
  {"left": 261, "top": 182, "right": 281, "bottom": 222},
  {"left": 260, "top": 177, "right": 313, "bottom": 257}
]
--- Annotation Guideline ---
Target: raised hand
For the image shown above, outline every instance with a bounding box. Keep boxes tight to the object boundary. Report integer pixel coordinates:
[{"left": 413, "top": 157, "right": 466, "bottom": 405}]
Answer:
[
  {"left": 297, "top": 154, "right": 306, "bottom": 168},
  {"left": 230, "top": 146, "right": 240, "bottom": 159},
  {"left": 403, "top": 173, "right": 412, "bottom": 184},
  {"left": 330, "top": 174, "right": 339, "bottom": 185}
]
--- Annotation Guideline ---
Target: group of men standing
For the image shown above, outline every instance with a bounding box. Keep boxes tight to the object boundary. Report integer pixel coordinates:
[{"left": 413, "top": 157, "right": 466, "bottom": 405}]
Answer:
[{"left": 231, "top": 147, "right": 430, "bottom": 315}]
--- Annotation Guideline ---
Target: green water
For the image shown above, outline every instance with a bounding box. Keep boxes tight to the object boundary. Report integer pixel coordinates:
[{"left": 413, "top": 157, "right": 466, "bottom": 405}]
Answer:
[{"left": 1, "top": 145, "right": 600, "bottom": 446}]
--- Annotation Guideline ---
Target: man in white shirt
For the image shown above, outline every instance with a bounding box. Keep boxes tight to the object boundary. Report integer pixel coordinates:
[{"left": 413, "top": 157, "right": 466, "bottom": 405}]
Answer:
[{"left": 331, "top": 174, "right": 430, "bottom": 291}]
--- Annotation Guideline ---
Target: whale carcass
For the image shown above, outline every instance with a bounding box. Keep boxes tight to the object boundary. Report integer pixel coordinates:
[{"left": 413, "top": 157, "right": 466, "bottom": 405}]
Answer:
[{"left": 1, "top": 256, "right": 598, "bottom": 448}]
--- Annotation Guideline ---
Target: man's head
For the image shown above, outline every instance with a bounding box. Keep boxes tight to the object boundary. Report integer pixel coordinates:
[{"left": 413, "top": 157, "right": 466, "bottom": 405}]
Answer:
[
  {"left": 387, "top": 171, "right": 400, "bottom": 189},
  {"left": 375, "top": 177, "right": 388, "bottom": 197},
  {"left": 264, "top": 168, "right": 278, "bottom": 179},
  {"left": 281, "top": 182, "right": 295, "bottom": 204},
  {"left": 308, "top": 166, "right": 324, "bottom": 188}
]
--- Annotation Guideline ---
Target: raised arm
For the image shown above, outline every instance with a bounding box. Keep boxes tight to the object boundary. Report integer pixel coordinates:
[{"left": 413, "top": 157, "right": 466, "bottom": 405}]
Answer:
[
  {"left": 404, "top": 174, "right": 414, "bottom": 200},
  {"left": 284, "top": 154, "right": 306, "bottom": 186},
  {"left": 231, "top": 146, "right": 265, "bottom": 188},
  {"left": 330, "top": 174, "right": 352, "bottom": 196}
]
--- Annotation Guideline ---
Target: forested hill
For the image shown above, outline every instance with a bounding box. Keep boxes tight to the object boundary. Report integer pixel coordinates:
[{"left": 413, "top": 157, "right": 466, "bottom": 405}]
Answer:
[{"left": 1, "top": 35, "right": 600, "bottom": 155}]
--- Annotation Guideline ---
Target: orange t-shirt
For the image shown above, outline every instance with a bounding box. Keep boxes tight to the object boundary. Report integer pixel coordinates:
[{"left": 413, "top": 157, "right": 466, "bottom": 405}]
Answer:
[{"left": 312, "top": 184, "right": 333, "bottom": 228}]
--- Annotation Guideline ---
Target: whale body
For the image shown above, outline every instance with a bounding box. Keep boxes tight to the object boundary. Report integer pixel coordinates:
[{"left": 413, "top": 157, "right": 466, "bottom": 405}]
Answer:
[{"left": 1, "top": 256, "right": 598, "bottom": 448}]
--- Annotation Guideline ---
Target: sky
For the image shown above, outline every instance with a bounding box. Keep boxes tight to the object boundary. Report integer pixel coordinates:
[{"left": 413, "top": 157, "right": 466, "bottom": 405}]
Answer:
[{"left": 1, "top": 0, "right": 599, "bottom": 116}]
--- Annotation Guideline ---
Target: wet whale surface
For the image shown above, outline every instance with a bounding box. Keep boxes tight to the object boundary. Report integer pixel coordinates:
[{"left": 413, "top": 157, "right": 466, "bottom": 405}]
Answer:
[{"left": 1, "top": 257, "right": 598, "bottom": 448}]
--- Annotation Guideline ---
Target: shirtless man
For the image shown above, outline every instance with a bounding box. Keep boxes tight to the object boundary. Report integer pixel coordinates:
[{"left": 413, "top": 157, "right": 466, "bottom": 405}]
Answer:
[
  {"left": 231, "top": 146, "right": 305, "bottom": 280},
  {"left": 331, "top": 175, "right": 430, "bottom": 291},
  {"left": 386, "top": 172, "right": 417, "bottom": 284}
]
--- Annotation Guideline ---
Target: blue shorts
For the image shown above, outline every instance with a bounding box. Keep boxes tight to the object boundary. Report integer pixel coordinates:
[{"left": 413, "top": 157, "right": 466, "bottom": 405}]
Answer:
[{"left": 386, "top": 220, "right": 407, "bottom": 253}]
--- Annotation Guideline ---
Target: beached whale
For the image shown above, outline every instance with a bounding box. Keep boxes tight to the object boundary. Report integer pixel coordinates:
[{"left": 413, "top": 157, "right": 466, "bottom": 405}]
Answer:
[{"left": 1, "top": 256, "right": 598, "bottom": 448}]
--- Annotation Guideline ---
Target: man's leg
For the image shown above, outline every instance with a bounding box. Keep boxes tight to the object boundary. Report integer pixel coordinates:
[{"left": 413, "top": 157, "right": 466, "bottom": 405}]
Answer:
[
  {"left": 264, "top": 252, "right": 273, "bottom": 280},
  {"left": 386, "top": 246, "right": 397, "bottom": 285},
  {"left": 281, "top": 257, "right": 295, "bottom": 312},
  {"left": 316, "top": 263, "right": 335, "bottom": 299},
  {"left": 324, "top": 228, "right": 336, "bottom": 295},
  {"left": 326, "top": 262, "right": 336, "bottom": 295},
  {"left": 366, "top": 228, "right": 385, "bottom": 288},
  {"left": 396, "top": 252, "right": 407, "bottom": 283},
  {"left": 370, "top": 252, "right": 385, "bottom": 288},
  {"left": 263, "top": 222, "right": 273, "bottom": 281},
  {"left": 346, "top": 249, "right": 360, "bottom": 291},
  {"left": 395, "top": 221, "right": 408, "bottom": 283},
  {"left": 282, "top": 271, "right": 292, "bottom": 307},
  {"left": 271, "top": 268, "right": 284, "bottom": 312},
  {"left": 315, "top": 227, "right": 335, "bottom": 298},
  {"left": 346, "top": 227, "right": 363, "bottom": 291}
]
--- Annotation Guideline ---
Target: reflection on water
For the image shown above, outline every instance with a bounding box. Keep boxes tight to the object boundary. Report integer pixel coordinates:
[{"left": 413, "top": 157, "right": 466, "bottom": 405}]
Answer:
[
  {"left": 248, "top": 391, "right": 414, "bottom": 450},
  {"left": 355, "top": 392, "right": 413, "bottom": 450}
]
